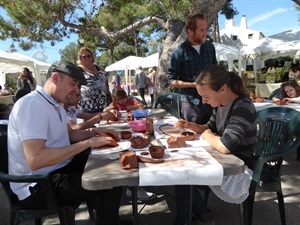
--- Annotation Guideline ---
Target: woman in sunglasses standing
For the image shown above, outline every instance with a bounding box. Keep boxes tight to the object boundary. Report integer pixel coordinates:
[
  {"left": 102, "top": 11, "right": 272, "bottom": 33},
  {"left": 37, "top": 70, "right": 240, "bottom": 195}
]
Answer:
[{"left": 77, "top": 47, "right": 112, "bottom": 113}]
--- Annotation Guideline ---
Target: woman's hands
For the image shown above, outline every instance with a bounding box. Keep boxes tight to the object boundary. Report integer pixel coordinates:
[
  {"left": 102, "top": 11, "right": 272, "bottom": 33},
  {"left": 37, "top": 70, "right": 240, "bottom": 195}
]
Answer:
[
  {"left": 174, "top": 119, "right": 190, "bottom": 129},
  {"left": 174, "top": 119, "right": 207, "bottom": 134}
]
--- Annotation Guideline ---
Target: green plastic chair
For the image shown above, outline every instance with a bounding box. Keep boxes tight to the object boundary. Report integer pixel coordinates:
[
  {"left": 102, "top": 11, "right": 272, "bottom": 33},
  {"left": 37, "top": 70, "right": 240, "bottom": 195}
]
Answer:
[
  {"left": 0, "top": 124, "right": 75, "bottom": 225},
  {"left": 152, "top": 93, "right": 182, "bottom": 118},
  {"left": 240, "top": 107, "right": 300, "bottom": 225}
]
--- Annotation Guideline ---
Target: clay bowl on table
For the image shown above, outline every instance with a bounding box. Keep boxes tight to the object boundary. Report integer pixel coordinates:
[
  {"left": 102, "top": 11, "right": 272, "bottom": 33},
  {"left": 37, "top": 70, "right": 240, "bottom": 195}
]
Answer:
[
  {"left": 130, "top": 136, "right": 150, "bottom": 149},
  {"left": 149, "top": 145, "right": 165, "bottom": 159},
  {"left": 180, "top": 131, "right": 196, "bottom": 141},
  {"left": 120, "top": 131, "right": 132, "bottom": 140}
]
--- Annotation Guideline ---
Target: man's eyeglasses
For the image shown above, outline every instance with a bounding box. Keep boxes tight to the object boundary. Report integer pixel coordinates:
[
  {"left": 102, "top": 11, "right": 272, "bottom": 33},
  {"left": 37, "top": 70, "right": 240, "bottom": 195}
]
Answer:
[{"left": 81, "top": 55, "right": 92, "bottom": 59}]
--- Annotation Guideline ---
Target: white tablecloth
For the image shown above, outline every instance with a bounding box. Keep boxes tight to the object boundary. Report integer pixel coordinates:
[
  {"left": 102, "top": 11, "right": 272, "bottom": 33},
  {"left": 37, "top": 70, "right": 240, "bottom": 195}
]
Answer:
[
  {"left": 254, "top": 102, "right": 300, "bottom": 112},
  {"left": 137, "top": 121, "right": 224, "bottom": 186},
  {"left": 138, "top": 147, "right": 224, "bottom": 186}
]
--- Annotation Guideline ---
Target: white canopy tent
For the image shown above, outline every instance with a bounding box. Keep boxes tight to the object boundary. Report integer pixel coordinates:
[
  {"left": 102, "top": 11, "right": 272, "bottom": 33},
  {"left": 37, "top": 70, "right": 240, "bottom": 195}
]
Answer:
[
  {"left": 0, "top": 50, "right": 51, "bottom": 86},
  {"left": 140, "top": 53, "right": 159, "bottom": 68},
  {"left": 238, "top": 37, "right": 300, "bottom": 79},
  {"left": 269, "top": 29, "right": 300, "bottom": 42},
  {"left": 105, "top": 56, "right": 144, "bottom": 86},
  {"left": 105, "top": 56, "right": 144, "bottom": 71},
  {"left": 212, "top": 43, "right": 239, "bottom": 71}
]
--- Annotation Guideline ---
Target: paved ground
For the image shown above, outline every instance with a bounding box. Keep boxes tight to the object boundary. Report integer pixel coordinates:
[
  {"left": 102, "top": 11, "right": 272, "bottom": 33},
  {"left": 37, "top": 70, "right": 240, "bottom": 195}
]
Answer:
[{"left": 1, "top": 151, "right": 299, "bottom": 225}]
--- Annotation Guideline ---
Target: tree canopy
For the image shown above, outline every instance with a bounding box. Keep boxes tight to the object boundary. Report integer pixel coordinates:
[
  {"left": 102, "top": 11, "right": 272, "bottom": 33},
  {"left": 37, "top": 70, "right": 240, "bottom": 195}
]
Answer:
[{"left": 0, "top": 0, "right": 231, "bottom": 94}]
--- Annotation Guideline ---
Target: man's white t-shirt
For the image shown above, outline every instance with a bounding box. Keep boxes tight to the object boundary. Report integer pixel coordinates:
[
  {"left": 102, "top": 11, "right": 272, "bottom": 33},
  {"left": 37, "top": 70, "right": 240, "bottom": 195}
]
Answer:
[{"left": 8, "top": 85, "right": 71, "bottom": 200}]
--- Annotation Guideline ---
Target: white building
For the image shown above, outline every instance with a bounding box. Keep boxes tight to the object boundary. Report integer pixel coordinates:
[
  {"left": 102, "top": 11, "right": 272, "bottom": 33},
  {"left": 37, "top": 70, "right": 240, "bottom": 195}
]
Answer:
[
  {"left": 220, "top": 15, "right": 265, "bottom": 48},
  {"left": 219, "top": 15, "right": 266, "bottom": 72}
]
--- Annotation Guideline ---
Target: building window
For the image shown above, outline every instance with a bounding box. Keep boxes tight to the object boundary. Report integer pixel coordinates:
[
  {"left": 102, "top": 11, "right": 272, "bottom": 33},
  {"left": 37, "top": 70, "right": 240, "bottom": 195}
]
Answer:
[
  {"left": 248, "top": 34, "right": 253, "bottom": 39},
  {"left": 232, "top": 35, "right": 238, "bottom": 40}
]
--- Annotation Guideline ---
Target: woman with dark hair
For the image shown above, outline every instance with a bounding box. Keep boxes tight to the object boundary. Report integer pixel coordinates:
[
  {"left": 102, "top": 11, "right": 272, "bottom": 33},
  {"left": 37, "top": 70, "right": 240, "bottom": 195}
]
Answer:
[
  {"left": 173, "top": 65, "right": 257, "bottom": 225},
  {"left": 17, "top": 67, "right": 37, "bottom": 91}
]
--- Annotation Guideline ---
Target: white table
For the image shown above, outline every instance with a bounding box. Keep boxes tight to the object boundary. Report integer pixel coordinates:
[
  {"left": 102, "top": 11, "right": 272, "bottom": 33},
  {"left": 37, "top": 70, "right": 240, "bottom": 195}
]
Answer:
[
  {"left": 254, "top": 101, "right": 300, "bottom": 112},
  {"left": 82, "top": 109, "right": 245, "bottom": 225}
]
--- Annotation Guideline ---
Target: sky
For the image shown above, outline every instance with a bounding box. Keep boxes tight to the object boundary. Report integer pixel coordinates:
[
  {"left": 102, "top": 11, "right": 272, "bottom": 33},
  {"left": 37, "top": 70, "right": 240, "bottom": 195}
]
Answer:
[{"left": 0, "top": 0, "right": 299, "bottom": 64}]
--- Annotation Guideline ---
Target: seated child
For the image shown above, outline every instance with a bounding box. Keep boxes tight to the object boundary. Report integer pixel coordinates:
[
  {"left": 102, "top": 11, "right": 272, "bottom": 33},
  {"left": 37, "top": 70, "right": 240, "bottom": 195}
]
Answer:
[
  {"left": 64, "top": 91, "right": 117, "bottom": 130},
  {"left": 104, "top": 87, "right": 155, "bottom": 201},
  {"left": 272, "top": 80, "right": 300, "bottom": 103},
  {"left": 104, "top": 87, "right": 143, "bottom": 112}
]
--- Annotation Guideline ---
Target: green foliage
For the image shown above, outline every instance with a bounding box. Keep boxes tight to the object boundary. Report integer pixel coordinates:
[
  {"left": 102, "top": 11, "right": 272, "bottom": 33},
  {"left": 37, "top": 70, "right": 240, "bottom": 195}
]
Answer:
[
  {"left": 6, "top": 76, "right": 16, "bottom": 91},
  {"left": 220, "top": 0, "right": 239, "bottom": 19},
  {"left": 59, "top": 42, "right": 79, "bottom": 65}
]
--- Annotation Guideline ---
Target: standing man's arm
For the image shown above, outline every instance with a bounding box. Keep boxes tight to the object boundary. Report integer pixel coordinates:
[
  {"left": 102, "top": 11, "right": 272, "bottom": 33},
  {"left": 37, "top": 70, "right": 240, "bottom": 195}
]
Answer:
[{"left": 167, "top": 49, "right": 196, "bottom": 89}]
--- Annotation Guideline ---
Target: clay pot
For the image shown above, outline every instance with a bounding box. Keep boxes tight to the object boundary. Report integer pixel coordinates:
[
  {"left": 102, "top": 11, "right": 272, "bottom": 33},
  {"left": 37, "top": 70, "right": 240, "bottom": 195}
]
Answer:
[
  {"left": 149, "top": 145, "right": 165, "bottom": 159},
  {"left": 120, "top": 131, "right": 132, "bottom": 139},
  {"left": 130, "top": 136, "right": 150, "bottom": 149},
  {"left": 181, "top": 131, "right": 196, "bottom": 141}
]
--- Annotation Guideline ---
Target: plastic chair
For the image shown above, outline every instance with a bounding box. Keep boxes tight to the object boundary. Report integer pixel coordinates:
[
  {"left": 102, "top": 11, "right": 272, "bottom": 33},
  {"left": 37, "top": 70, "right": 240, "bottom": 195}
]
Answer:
[
  {"left": 240, "top": 107, "right": 300, "bottom": 225},
  {"left": 152, "top": 93, "right": 182, "bottom": 118},
  {"left": 268, "top": 88, "right": 281, "bottom": 100},
  {"left": 0, "top": 124, "right": 74, "bottom": 225}
]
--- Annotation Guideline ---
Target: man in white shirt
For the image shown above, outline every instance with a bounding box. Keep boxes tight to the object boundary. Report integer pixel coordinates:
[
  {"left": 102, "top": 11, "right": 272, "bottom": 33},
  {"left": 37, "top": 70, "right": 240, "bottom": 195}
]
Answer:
[{"left": 8, "top": 61, "right": 123, "bottom": 225}]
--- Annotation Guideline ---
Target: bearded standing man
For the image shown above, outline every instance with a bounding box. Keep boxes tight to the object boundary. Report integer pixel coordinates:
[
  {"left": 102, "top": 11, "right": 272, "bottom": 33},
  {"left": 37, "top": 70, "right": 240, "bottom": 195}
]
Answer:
[
  {"left": 167, "top": 13, "right": 217, "bottom": 124},
  {"left": 167, "top": 14, "right": 218, "bottom": 225}
]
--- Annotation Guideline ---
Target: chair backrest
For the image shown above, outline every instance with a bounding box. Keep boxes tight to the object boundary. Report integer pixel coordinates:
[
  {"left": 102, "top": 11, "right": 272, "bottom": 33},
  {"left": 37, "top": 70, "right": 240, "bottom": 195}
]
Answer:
[
  {"left": 268, "top": 88, "right": 281, "bottom": 100},
  {"left": 0, "top": 124, "right": 68, "bottom": 225},
  {"left": 253, "top": 107, "right": 300, "bottom": 183},
  {"left": 152, "top": 93, "right": 182, "bottom": 118},
  {"left": 256, "top": 107, "right": 300, "bottom": 157}
]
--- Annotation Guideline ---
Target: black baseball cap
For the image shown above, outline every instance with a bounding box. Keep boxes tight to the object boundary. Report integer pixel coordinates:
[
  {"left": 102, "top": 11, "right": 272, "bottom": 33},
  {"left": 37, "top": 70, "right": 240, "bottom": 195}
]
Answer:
[{"left": 48, "top": 61, "right": 87, "bottom": 85}]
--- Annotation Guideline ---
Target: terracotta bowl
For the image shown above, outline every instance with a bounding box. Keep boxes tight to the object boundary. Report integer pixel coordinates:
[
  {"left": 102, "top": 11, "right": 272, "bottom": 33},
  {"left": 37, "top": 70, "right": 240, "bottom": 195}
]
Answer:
[
  {"left": 120, "top": 131, "right": 132, "bottom": 140},
  {"left": 130, "top": 136, "right": 150, "bottom": 149},
  {"left": 181, "top": 131, "right": 196, "bottom": 141},
  {"left": 149, "top": 145, "right": 165, "bottom": 159}
]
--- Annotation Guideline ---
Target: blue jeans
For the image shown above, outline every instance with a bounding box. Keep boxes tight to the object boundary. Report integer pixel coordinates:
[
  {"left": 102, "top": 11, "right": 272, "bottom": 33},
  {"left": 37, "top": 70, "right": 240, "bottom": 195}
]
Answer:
[{"left": 175, "top": 185, "right": 209, "bottom": 225}]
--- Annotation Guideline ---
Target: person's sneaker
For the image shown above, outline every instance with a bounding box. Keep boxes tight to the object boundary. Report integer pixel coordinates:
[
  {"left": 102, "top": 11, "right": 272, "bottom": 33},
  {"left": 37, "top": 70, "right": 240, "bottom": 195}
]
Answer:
[{"left": 126, "top": 187, "right": 156, "bottom": 201}]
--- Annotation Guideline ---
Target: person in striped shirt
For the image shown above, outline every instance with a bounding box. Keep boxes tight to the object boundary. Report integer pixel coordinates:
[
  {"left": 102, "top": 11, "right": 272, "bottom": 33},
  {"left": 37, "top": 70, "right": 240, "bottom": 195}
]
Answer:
[{"left": 174, "top": 65, "right": 257, "bottom": 225}]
